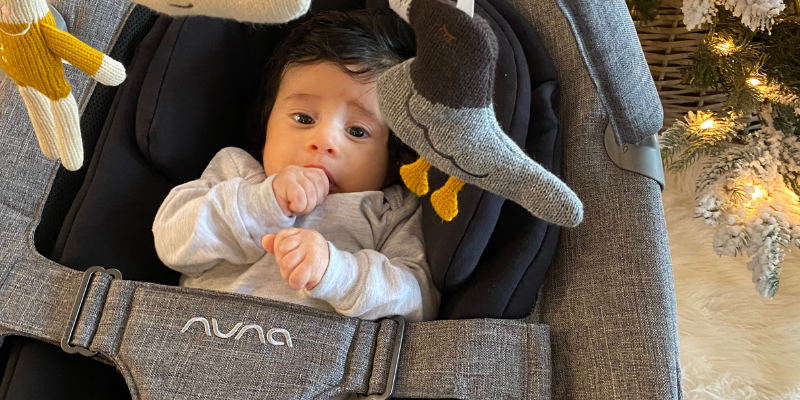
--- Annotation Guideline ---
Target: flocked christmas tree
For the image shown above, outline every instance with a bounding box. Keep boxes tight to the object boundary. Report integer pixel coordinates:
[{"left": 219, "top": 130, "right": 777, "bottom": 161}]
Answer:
[{"left": 630, "top": 0, "right": 800, "bottom": 298}]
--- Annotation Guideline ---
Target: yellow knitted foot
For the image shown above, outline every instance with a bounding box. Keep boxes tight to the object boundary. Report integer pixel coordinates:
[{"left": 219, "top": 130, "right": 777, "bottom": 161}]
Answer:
[
  {"left": 431, "top": 176, "right": 465, "bottom": 222},
  {"left": 400, "top": 157, "right": 431, "bottom": 196}
]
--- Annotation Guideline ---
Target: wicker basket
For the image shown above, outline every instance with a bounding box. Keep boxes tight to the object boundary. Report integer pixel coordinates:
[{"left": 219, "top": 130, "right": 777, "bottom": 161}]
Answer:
[{"left": 634, "top": 0, "right": 729, "bottom": 131}]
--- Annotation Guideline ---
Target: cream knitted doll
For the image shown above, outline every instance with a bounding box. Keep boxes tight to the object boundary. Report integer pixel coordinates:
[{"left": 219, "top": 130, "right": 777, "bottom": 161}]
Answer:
[
  {"left": 0, "top": 0, "right": 126, "bottom": 171},
  {"left": 130, "top": 0, "right": 311, "bottom": 24}
]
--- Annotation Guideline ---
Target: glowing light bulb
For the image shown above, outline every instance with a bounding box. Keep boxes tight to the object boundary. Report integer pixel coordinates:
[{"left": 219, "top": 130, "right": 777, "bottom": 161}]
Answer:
[
  {"left": 751, "top": 186, "right": 764, "bottom": 199},
  {"left": 716, "top": 41, "right": 733, "bottom": 52},
  {"left": 749, "top": 78, "right": 762, "bottom": 86},
  {"left": 700, "top": 119, "right": 715, "bottom": 129}
]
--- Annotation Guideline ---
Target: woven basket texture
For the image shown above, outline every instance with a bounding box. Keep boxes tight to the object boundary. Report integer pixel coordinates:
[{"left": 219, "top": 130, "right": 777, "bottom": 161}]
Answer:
[{"left": 634, "top": 0, "right": 728, "bottom": 131}]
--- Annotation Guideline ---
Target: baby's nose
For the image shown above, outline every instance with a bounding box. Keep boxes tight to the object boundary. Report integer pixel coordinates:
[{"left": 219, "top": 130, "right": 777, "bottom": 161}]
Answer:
[
  {"left": 308, "top": 128, "right": 339, "bottom": 154},
  {"left": 1, "top": 6, "right": 11, "bottom": 15},
  {"left": 309, "top": 142, "right": 335, "bottom": 154}
]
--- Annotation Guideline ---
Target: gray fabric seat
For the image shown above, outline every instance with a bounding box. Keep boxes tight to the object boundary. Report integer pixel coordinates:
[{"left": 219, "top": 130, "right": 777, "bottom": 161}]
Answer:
[
  {"left": 0, "top": 0, "right": 682, "bottom": 398},
  {"left": 510, "top": 1, "right": 682, "bottom": 397}
]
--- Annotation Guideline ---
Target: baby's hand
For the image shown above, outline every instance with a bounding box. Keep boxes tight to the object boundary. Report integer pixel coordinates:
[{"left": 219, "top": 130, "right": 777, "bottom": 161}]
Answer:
[
  {"left": 262, "top": 228, "right": 330, "bottom": 290},
  {"left": 272, "top": 166, "right": 330, "bottom": 216}
]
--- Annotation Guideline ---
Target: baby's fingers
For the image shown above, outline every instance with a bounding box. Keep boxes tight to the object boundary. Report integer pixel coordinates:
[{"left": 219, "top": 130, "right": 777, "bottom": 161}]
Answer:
[
  {"left": 274, "top": 230, "right": 303, "bottom": 258},
  {"left": 277, "top": 248, "right": 307, "bottom": 286},
  {"left": 262, "top": 234, "right": 277, "bottom": 253},
  {"left": 305, "top": 168, "right": 330, "bottom": 201},
  {"left": 297, "top": 177, "right": 318, "bottom": 215},
  {"left": 286, "top": 181, "right": 308, "bottom": 214},
  {"left": 287, "top": 257, "right": 314, "bottom": 290}
]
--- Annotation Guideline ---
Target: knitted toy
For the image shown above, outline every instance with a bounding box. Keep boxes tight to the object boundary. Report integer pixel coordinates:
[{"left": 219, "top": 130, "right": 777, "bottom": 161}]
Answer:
[
  {"left": 129, "top": 0, "right": 311, "bottom": 24},
  {"left": 377, "top": 0, "right": 583, "bottom": 226},
  {"left": 0, "top": 0, "right": 126, "bottom": 171}
]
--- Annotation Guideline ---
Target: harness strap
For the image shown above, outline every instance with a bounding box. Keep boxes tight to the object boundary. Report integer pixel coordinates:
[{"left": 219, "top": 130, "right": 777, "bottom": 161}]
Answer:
[{"left": 0, "top": 263, "right": 551, "bottom": 399}]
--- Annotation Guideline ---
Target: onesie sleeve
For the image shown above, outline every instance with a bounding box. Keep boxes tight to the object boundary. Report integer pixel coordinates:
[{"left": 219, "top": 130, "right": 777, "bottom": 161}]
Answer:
[
  {"left": 153, "top": 147, "right": 295, "bottom": 278},
  {"left": 305, "top": 188, "right": 440, "bottom": 322}
]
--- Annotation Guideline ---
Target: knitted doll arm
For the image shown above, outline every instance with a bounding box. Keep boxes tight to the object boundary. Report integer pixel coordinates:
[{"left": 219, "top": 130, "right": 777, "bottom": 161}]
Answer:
[{"left": 40, "top": 24, "right": 126, "bottom": 86}]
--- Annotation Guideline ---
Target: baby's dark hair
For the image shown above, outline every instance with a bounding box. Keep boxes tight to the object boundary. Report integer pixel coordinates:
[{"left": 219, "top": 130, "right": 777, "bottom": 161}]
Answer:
[{"left": 251, "top": 8, "right": 418, "bottom": 186}]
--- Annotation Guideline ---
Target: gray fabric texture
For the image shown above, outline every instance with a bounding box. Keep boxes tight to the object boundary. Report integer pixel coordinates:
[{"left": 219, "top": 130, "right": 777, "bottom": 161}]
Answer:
[
  {"left": 0, "top": 0, "right": 133, "bottom": 342},
  {"left": 509, "top": 0, "right": 684, "bottom": 399},
  {"left": 0, "top": 263, "right": 553, "bottom": 399},
  {"left": 553, "top": 0, "right": 663, "bottom": 145}
]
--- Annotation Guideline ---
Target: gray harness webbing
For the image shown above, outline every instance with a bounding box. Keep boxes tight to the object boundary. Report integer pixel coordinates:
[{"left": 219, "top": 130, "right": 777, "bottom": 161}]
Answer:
[{"left": 0, "top": 262, "right": 551, "bottom": 399}]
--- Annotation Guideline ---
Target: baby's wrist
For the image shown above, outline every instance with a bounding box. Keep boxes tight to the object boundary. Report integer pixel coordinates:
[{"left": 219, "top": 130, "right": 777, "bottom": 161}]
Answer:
[
  {"left": 304, "top": 241, "right": 343, "bottom": 298},
  {"left": 269, "top": 175, "right": 293, "bottom": 217}
]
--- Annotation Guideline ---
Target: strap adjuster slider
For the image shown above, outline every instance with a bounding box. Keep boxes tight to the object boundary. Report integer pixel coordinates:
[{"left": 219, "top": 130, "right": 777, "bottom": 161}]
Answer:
[
  {"left": 61, "top": 266, "right": 122, "bottom": 356},
  {"left": 359, "top": 315, "right": 406, "bottom": 400}
]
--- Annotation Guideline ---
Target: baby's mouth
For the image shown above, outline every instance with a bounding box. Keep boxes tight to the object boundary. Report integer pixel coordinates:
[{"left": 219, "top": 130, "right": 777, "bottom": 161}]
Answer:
[{"left": 169, "top": 3, "right": 194, "bottom": 9}]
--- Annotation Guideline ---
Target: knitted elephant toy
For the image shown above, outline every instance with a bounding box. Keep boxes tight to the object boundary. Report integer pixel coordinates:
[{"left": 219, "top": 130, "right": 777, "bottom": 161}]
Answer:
[
  {"left": 378, "top": 0, "right": 583, "bottom": 226},
  {"left": 0, "top": 0, "right": 126, "bottom": 171}
]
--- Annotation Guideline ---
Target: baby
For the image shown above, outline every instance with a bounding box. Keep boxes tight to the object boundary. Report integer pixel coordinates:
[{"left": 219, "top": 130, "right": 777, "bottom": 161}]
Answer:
[{"left": 152, "top": 9, "right": 439, "bottom": 322}]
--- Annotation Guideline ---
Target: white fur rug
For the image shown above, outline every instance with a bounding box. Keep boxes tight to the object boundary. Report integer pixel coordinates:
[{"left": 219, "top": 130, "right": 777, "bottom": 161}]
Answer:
[{"left": 663, "top": 164, "right": 800, "bottom": 400}]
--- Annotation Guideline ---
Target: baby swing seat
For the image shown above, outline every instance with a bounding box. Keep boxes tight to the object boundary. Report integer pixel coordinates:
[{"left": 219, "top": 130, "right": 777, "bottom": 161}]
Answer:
[{"left": 0, "top": 0, "right": 681, "bottom": 399}]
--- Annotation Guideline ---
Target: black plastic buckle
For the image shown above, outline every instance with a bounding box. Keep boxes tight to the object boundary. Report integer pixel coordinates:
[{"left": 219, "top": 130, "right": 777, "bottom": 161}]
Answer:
[
  {"left": 359, "top": 315, "right": 406, "bottom": 400},
  {"left": 61, "top": 266, "right": 122, "bottom": 356}
]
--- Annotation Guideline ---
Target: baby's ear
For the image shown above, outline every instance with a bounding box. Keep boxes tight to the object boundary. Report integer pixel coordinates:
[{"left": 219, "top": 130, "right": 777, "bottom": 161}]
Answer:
[{"left": 129, "top": 0, "right": 311, "bottom": 24}]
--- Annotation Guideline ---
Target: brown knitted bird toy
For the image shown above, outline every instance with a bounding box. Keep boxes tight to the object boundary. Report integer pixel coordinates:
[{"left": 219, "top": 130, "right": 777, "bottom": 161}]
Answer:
[{"left": 377, "top": 0, "right": 583, "bottom": 226}]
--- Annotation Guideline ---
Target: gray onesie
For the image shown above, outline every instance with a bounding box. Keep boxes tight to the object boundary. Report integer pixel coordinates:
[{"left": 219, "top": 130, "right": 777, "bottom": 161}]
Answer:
[{"left": 153, "top": 147, "right": 440, "bottom": 322}]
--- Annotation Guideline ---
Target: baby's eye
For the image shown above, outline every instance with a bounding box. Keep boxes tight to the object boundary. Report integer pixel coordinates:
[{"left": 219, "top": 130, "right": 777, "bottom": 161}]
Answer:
[
  {"left": 347, "top": 126, "right": 368, "bottom": 138},
  {"left": 293, "top": 113, "right": 314, "bottom": 125}
]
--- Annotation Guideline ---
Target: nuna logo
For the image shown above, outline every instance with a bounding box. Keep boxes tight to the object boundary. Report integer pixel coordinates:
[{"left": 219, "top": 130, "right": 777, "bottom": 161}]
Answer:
[{"left": 180, "top": 317, "right": 293, "bottom": 348}]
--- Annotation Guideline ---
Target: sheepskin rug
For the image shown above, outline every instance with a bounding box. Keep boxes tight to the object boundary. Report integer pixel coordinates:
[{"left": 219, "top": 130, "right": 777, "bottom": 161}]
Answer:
[{"left": 663, "top": 164, "right": 800, "bottom": 400}]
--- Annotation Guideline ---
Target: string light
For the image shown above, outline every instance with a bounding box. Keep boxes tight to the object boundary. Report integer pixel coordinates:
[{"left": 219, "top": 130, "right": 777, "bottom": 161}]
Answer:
[
  {"left": 700, "top": 119, "right": 715, "bottom": 129},
  {"left": 788, "top": 187, "right": 800, "bottom": 202},
  {"left": 749, "top": 77, "right": 762, "bottom": 86},
  {"left": 714, "top": 39, "right": 735, "bottom": 55},
  {"left": 742, "top": 183, "right": 767, "bottom": 208},
  {"left": 751, "top": 186, "right": 764, "bottom": 199}
]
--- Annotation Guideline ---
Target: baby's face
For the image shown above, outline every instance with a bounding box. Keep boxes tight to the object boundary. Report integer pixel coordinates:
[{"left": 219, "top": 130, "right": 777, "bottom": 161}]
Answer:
[{"left": 263, "top": 62, "right": 390, "bottom": 194}]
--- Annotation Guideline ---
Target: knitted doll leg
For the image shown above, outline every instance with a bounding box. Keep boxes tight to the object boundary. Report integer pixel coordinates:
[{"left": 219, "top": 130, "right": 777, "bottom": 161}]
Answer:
[
  {"left": 18, "top": 86, "right": 58, "bottom": 160},
  {"left": 50, "top": 92, "right": 84, "bottom": 171}
]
